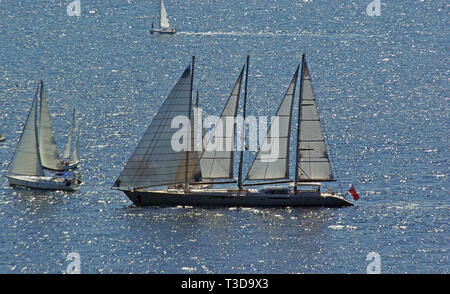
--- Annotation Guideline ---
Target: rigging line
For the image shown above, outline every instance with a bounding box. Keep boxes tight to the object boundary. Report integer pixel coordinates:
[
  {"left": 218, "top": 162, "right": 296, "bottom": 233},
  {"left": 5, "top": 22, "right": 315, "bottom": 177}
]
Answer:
[{"left": 305, "top": 59, "right": 344, "bottom": 195}]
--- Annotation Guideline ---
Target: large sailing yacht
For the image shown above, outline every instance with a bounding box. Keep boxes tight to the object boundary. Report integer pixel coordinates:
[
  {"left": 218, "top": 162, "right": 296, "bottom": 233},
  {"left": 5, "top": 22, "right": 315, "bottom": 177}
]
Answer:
[{"left": 113, "top": 55, "right": 353, "bottom": 207}]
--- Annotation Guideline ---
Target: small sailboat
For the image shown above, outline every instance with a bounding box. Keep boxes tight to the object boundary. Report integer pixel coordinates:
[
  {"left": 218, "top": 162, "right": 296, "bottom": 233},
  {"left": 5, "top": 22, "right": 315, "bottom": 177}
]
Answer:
[
  {"left": 0, "top": 134, "right": 5, "bottom": 142},
  {"left": 7, "top": 82, "right": 80, "bottom": 191},
  {"left": 150, "top": 0, "right": 176, "bottom": 34},
  {"left": 38, "top": 82, "right": 79, "bottom": 171},
  {"left": 113, "top": 55, "right": 353, "bottom": 207},
  {"left": 61, "top": 108, "right": 80, "bottom": 170}
]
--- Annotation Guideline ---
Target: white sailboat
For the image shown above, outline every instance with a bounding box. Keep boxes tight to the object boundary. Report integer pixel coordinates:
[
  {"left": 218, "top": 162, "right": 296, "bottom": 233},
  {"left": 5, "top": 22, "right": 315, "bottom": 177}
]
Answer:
[
  {"left": 61, "top": 108, "right": 80, "bottom": 170},
  {"left": 0, "top": 134, "right": 5, "bottom": 142},
  {"left": 150, "top": 0, "right": 176, "bottom": 34},
  {"left": 113, "top": 55, "right": 353, "bottom": 207},
  {"left": 7, "top": 82, "right": 80, "bottom": 191}
]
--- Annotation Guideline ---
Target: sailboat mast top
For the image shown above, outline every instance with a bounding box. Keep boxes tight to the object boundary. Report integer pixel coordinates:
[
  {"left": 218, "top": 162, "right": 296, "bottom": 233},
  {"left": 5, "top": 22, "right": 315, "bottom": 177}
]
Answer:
[
  {"left": 238, "top": 55, "right": 250, "bottom": 190},
  {"left": 294, "top": 54, "right": 305, "bottom": 194}
]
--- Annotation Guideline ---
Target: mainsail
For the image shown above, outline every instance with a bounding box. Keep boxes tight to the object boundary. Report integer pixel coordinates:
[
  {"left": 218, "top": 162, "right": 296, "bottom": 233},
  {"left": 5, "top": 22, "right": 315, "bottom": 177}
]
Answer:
[
  {"left": 246, "top": 65, "right": 299, "bottom": 180},
  {"left": 38, "top": 81, "right": 63, "bottom": 171},
  {"left": 159, "top": 0, "right": 171, "bottom": 29},
  {"left": 115, "top": 63, "right": 200, "bottom": 189},
  {"left": 9, "top": 85, "right": 45, "bottom": 176},
  {"left": 296, "top": 56, "right": 334, "bottom": 182},
  {"left": 200, "top": 66, "right": 244, "bottom": 179}
]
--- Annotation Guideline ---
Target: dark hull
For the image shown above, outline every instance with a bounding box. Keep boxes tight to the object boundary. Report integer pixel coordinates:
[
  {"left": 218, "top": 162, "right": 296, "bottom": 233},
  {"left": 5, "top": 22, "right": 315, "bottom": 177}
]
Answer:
[{"left": 124, "top": 189, "right": 353, "bottom": 208}]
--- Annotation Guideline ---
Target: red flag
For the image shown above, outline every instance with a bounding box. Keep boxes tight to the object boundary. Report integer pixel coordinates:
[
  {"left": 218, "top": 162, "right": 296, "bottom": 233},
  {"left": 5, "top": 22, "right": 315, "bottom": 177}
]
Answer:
[{"left": 348, "top": 185, "right": 360, "bottom": 201}]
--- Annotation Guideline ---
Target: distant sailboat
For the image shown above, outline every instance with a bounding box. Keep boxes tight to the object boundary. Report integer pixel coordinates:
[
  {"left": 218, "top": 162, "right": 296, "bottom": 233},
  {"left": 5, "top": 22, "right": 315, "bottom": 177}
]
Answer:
[
  {"left": 38, "top": 81, "right": 78, "bottom": 171},
  {"left": 7, "top": 82, "right": 80, "bottom": 191},
  {"left": 0, "top": 134, "right": 5, "bottom": 142},
  {"left": 150, "top": 0, "right": 176, "bottom": 34},
  {"left": 61, "top": 108, "right": 80, "bottom": 169},
  {"left": 113, "top": 55, "right": 353, "bottom": 207}
]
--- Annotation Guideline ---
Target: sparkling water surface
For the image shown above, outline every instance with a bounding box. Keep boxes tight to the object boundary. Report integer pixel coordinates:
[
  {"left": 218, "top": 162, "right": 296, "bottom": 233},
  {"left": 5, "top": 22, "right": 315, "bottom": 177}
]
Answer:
[{"left": 0, "top": 0, "right": 448, "bottom": 273}]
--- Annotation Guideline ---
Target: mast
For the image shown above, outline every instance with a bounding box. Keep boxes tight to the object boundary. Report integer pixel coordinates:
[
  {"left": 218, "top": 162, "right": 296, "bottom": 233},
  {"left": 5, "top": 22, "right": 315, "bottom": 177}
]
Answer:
[
  {"left": 294, "top": 54, "right": 305, "bottom": 194},
  {"left": 238, "top": 55, "right": 249, "bottom": 190},
  {"left": 185, "top": 56, "right": 195, "bottom": 191}
]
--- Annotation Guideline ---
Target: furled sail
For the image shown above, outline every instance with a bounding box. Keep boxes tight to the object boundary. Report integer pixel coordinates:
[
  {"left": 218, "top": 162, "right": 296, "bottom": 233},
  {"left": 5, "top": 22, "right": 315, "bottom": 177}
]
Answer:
[
  {"left": 159, "top": 0, "right": 171, "bottom": 29},
  {"left": 245, "top": 65, "right": 299, "bottom": 180},
  {"left": 297, "top": 58, "right": 334, "bottom": 182},
  {"left": 200, "top": 66, "right": 244, "bottom": 179},
  {"left": 38, "top": 81, "right": 63, "bottom": 170},
  {"left": 9, "top": 85, "right": 45, "bottom": 176},
  {"left": 115, "top": 65, "right": 200, "bottom": 189}
]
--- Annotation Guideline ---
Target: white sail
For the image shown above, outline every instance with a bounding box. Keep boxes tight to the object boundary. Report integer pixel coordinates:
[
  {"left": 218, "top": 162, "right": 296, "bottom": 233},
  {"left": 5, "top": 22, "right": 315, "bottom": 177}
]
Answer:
[
  {"left": 9, "top": 86, "right": 45, "bottom": 177},
  {"left": 159, "top": 0, "right": 171, "bottom": 29},
  {"left": 200, "top": 66, "right": 244, "bottom": 179},
  {"left": 246, "top": 66, "right": 299, "bottom": 180},
  {"left": 192, "top": 91, "right": 203, "bottom": 180},
  {"left": 297, "top": 59, "right": 334, "bottom": 182},
  {"left": 62, "top": 108, "right": 75, "bottom": 159},
  {"left": 72, "top": 116, "right": 79, "bottom": 163},
  {"left": 115, "top": 65, "right": 199, "bottom": 189},
  {"left": 38, "top": 82, "right": 63, "bottom": 170}
]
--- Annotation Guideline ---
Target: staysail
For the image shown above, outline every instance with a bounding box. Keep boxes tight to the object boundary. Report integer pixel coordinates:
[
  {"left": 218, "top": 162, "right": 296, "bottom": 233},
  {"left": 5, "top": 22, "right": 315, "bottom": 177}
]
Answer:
[
  {"left": 296, "top": 56, "right": 334, "bottom": 182},
  {"left": 115, "top": 63, "right": 200, "bottom": 189},
  {"left": 159, "top": 0, "right": 171, "bottom": 29},
  {"left": 38, "top": 81, "right": 63, "bottom": 171},
  {"left": 9, "top": 85, "right": 45, "bottom": 176},
  {"left": 245, "top": 65, "right": 299, "bottom": 180},
  {"left": 200, "top": 65, "right": 244, "bottom": 179}
]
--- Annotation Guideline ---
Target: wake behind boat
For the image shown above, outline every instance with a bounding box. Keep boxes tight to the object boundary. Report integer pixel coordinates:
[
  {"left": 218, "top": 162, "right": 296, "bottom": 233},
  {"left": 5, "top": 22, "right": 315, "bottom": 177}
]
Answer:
[
  {"left": 151, "top": 0, "right": 176, "bottom": 34},
  {"left": 113, "top": 55, "right": 353, "bottom": 207},
  {"left": 7, "top": 82, "right": 80, "bottom": 191}
]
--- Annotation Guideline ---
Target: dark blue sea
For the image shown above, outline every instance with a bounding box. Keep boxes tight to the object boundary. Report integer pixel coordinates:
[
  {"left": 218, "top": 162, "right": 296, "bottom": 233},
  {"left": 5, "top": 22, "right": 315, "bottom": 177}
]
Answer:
[{"left": 0, "top": 0, "right": 448, "bottom": 273}]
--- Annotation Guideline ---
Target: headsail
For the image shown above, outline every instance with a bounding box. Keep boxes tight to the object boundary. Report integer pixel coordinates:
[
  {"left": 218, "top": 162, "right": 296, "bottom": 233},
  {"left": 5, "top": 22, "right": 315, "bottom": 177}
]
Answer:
[
  {"left": 38, "top": 81, "right": 63, "bottom": 170},
  {"left": 115, "top": 63, "right": 200, "bottom": 189},
  {"left": 159, "top": 0, "right": 171, "bottom": 29},
  {"left": 200, "top": 65, "right": 244, "bottom": 179},
  {"left": 72, "top": 115, "right": 80, "bottom": 163},
  {"left": 296, "top": 56, "right": 334, "bottom": 182},
  {"left": 9, "top": 85, "right": 45, "bottom": 176},
  {"left": 62, "top": 108, "right": 76, "bottom": 160},
  {"left": 246, "top": 65, "right": 299, "bottom": 180}
]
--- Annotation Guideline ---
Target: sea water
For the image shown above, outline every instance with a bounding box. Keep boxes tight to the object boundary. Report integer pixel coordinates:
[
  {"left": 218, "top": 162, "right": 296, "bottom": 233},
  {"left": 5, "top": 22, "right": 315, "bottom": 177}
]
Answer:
[{"left": 0, "top": 0, "right": 448, "bottom": 273}]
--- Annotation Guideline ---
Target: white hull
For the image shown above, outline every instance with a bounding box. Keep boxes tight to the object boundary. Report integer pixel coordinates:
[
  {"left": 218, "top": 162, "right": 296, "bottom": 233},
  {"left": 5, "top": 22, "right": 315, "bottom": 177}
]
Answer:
[
  {"left": 123, "top": 188, "right": 353, "bottom": 208},
  {"left": 151, "top": 27, "right": 176, "bottom": 34},
  {"left": 0, "top": 135, "right": 5, "bottom": 142},
  {"left": 7, "top": 174, "right": 79, "bottom": 191}
]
